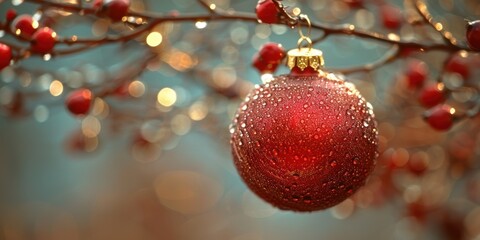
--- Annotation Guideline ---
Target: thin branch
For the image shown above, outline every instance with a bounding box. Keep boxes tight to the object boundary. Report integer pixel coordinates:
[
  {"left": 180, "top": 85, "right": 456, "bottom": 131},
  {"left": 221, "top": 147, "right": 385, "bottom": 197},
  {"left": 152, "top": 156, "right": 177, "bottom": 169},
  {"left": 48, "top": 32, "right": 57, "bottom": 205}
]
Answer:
[
  {"left": 15, "top": 0, "right": 473, "bottom": 60},
  {"left": 413, "top": 0, "right": 458, "bottom": 47},
  {"left": 332, "top": 45, "right": 400, "bottom": 74},
  {"left": 197, "top": 0, "right": 216, "bottom": 14}
]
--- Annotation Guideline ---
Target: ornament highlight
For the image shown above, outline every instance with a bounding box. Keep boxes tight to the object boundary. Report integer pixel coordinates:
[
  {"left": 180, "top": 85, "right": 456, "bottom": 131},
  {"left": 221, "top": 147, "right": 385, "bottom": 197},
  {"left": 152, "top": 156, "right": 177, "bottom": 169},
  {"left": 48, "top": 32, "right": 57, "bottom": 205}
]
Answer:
[{"left": 231, "top": 45, "right": 378, "bottom": 212}]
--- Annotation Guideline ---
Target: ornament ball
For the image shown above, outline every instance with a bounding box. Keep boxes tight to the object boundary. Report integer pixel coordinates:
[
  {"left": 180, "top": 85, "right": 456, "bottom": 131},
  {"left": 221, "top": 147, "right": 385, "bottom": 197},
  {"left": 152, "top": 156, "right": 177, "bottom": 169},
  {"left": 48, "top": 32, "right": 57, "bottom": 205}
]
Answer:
[{"left": 230, "top": 70, "right": 378, "bottom": 212}]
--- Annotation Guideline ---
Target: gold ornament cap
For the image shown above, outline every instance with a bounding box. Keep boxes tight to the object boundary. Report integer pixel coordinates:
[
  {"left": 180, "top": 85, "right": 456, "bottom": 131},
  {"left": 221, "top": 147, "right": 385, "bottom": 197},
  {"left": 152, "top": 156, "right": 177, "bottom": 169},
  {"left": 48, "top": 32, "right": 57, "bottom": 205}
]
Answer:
[{"left": 287, "top": 47, "right": 324, "bottom": 71}]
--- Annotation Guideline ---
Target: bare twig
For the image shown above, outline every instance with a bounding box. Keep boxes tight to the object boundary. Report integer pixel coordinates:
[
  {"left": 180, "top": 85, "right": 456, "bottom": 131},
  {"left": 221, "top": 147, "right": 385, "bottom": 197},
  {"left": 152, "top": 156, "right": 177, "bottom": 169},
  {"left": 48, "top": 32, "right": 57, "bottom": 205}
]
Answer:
[
  {"left": 1, "top": 0, "right": 467, "bottom": 62},
  {"left": 413, "top": 0, "right": 458, "bottom": 47},
  {"left": 332, "top": 45, "right": 400, "bottom": 74}
]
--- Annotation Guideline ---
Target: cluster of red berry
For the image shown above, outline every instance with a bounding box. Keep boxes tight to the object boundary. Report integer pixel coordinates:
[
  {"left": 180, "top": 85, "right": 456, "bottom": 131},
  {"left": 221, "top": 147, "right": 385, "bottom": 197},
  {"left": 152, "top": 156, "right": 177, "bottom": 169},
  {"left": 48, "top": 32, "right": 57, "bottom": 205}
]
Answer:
[
  {"left": 257, "top": 0, "right": 403, "bottom": 30},
  {"left": 0, "top": 0, "right": 132, "bottom": 116},
  {"left": 402, "top": 54, "right": 473, "bottom": 131},
  {"left": 253, "top": 0, "right": 480, "bottom": 132},
  {"left": 0, "top": 12, "right": 57, "bottom": 71}
]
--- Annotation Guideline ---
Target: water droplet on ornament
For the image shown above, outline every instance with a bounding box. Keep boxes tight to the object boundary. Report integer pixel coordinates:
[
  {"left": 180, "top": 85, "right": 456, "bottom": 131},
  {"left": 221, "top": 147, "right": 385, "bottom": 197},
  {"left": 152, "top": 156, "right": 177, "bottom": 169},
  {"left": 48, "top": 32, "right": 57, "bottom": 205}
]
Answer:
[
  {"left": 303, "top": 103, "right": 309, "bottom": 108},
  {"left": 314, "top": 134, "right": 319, "bottom": 139},
  {"left": 363, "top": 121, "right": 369, "bottom": 127},
  {"left": 348, "top": 128, "right": 353, "bottom": 134},
  {"left": 241, "top": 105, "right": 247, "bottom": 110},
  {"left": 241, "top": 123, "right": 246, "bottom": 128},
  {"left": 353, "top": 157, "right": 359, "bottom": 165},
  {"left": 304, "top": 196, "right": 312, "bottom": 204},
  {"left": 330, "top": 160, "right": 337, "bottom": 167},
  {"left": 272, "top": 149, "right": 279, "bottom": 156},
  {"left": 292, "top": 196, "right": 299, "bottom": 202}
]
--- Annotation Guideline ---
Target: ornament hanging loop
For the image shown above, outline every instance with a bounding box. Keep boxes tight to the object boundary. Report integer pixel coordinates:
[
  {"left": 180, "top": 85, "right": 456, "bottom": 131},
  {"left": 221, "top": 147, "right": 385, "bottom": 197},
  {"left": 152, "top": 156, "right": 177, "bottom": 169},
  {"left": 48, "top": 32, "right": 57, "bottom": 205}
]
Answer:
[
  {"left": 297, "top": 36, "right": 313, "bottom": 50},
  {"left": 296, "top": 14, "right": 312, "bottom": 50}
]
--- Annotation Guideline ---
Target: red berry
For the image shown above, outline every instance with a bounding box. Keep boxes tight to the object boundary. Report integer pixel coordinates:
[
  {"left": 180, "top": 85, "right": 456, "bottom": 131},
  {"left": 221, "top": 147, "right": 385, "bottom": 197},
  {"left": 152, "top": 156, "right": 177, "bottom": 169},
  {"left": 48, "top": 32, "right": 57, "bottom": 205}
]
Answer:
[
  {"left": 66, "top": 89, "right": 93, "bottom": 116},
  {"left": 0, "top": 43, "right": 12, "bottom": 71},
  {"left": 425, "top": 104, "right": 454, "bottom": 131},
  {"left": 11, "top": 15, "right": 37, "bottom": 38},
  {"left": 92, "top": 0, "right": 103, "bottom": 10},
  {"left": 380, "top": 5, "right": 402, "bottom": 29},
  {"left": 407, "top": 153, "right": 428, "bottom": 176},
  {"left": 105, "top": 0, "right": 130, "bottom": 22},
  {"left": 252, "top": 53, "right": 278, "bottom": 73},
  {"left": 407, "top": 201, "right": 429, "bottom": 223},
  {"left": 418, "top": 84, "right": 445, "bottom": 108},
  {"left": 467, "top": 20, "right": 480, "bottom": 51},
  {"left": 405, "top": 59, "right": 428, "bottom": 89},
  {"left": 31, "top": 27, "right": 57, "bottom": 54},
  {"left": 6, "top": 9, "right": 17, "bottom": 22},
  {"left": 344, "top": 0, "right": 364, "bottom": 8},
  {"left": 252, "top": 42, "right": 285, "bottom": 73},
  {"left": 259, "top": 42, "right": 285, "bottom": 64},
  {"left": 445, "top": 55, "right": 470, "bottom": 80},
  {"left": 256, "top": 0, "right": 279, "bottom": 24}
]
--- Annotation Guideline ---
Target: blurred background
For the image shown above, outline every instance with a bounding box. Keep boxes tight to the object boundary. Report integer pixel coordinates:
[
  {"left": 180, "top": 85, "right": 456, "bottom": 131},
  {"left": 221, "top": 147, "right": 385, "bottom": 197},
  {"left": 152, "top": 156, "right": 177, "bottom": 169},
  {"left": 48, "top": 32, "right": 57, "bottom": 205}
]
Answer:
[{"left": 1, "top": 0, "right": 480, "bottom": 239}]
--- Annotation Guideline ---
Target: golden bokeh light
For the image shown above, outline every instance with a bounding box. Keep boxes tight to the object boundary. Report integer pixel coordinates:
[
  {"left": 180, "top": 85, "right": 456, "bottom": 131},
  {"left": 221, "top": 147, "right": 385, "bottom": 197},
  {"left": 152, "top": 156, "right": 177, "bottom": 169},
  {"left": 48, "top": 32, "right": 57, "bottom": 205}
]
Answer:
[
  {"left": 128, "top": 80, "right": 145, "bottom": 98},
  {"left": 49, "top": 80, "right": 64, "bottom": 97},
  {"left": 157, "top": 87, "right": 177, "bottom": 107},
  {"left": 188, "top": 101, "right": 208, "bottom": 121},
  {"left": 171, "top": 114, "right": 191, "bottom": 135},
  {"left": 195, "top": 21, "right": 207, "bottom": 29},
  {"left": 146, "top": 31, "right": 163, "bottom": 47},
  {"left": 82, "top": 116, "right": 101, "bottom": 138}
]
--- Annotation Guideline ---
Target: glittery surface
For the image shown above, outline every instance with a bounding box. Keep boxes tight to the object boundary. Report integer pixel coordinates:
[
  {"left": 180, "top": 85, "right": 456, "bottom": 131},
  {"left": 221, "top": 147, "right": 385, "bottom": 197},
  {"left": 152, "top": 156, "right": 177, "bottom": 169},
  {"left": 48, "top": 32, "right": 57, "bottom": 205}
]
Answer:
[{"left": 230, "top": 73, "right": 378, "bottom": 212}]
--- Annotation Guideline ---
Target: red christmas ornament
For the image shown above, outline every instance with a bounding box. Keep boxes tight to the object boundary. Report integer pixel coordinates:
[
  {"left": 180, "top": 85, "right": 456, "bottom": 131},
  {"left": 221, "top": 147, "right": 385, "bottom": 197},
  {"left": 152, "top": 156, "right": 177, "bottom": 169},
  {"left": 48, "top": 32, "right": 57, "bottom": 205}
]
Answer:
[
  {"left": 66, "top": 88, "right": 93, "bottom": 116},
  {"left": 231, "top": 47, "right": 378, "bottom": 211},
  {"left": 0, "top": 43, "right": 12, "bottom": 71},
  {"left": 11, "top": 14, "right": 37, "bottom": 38},
  {"left": 466, "top": 20, "right": 480, "bottom": 51},
  {"left": 424, "top": 104, "right": 454, "bottom": 131},
  {"left": 256, "top": 0, "right": 280, "bottom": 24},
  {"left": 31, "top": 27, "right": 57, "bottom": 54}
]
